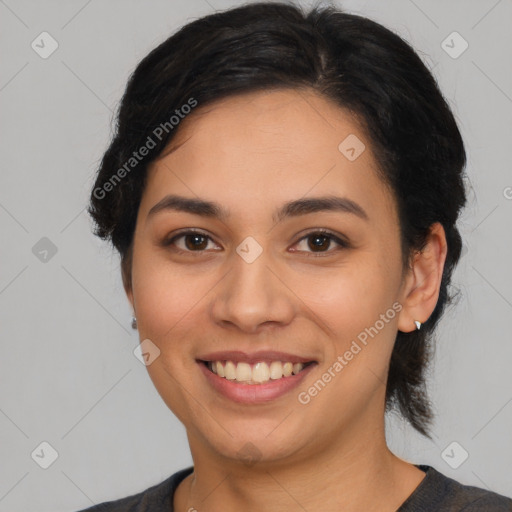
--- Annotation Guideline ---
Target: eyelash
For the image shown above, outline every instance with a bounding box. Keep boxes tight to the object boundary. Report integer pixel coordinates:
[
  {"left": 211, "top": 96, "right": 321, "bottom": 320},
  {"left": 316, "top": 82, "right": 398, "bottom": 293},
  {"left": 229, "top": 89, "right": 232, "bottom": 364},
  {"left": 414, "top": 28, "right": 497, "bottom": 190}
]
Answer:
[{"left": 163, "top": 228, "right": 349, "bottom": 257}]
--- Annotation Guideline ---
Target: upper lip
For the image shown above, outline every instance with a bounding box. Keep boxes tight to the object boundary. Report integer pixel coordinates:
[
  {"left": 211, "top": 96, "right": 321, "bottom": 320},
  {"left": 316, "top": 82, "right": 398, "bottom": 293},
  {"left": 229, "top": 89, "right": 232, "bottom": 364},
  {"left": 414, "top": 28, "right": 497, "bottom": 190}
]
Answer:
[{"left": 197, "top": 350, "right": 316, "bottom": 364}]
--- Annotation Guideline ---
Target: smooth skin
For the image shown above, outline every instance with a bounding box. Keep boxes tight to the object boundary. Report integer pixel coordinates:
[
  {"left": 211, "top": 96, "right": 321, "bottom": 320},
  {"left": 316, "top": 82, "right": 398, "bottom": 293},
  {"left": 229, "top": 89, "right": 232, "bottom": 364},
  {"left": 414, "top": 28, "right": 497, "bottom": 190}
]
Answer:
[{"left": 123, "top": 88, "right": 447, "bottom": 512}]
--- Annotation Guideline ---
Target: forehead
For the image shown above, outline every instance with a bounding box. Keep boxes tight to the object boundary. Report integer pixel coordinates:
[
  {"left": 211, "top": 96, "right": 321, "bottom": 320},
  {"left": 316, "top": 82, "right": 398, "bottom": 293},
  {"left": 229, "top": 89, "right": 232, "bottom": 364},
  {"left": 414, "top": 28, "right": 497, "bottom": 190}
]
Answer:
[
  {"left": 141, "top": 88, "right": 397, "bottom": 226},
  {"left": 160, "top": 88, "right": 369, "bottom": 163}
]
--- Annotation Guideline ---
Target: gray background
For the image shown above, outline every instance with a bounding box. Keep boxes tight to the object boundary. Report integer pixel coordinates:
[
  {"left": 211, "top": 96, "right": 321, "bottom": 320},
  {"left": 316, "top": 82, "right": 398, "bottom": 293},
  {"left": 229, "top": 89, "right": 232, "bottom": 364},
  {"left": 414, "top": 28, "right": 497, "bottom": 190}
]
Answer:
[{"left": 0, "top": 0, "right": 511, "bottom": 510}]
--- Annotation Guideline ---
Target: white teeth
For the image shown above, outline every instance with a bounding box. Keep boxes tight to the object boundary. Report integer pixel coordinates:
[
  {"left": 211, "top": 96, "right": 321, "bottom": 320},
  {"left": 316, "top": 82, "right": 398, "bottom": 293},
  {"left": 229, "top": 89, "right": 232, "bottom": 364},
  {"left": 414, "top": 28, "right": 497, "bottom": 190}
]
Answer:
[
  {"left": 236, "top": 362, "right": 252, "bottom": 382},
  {"left": 292, "top": 363, "right": 303, "bottom": 375},
  {"left": 206, "top": 360, "right": 308, "bottom": 384},
  {"left": 225, "top": 361, "right": 236, "bottom": 380},
  {"left": 252, "top": 362, "right": 270, "bottom": 383},
  {"left": 269, "top": 361, "right": 283, "bottom": 380},
  {"left": 215, "top": 361, "right": 225, "bottom": 378}
]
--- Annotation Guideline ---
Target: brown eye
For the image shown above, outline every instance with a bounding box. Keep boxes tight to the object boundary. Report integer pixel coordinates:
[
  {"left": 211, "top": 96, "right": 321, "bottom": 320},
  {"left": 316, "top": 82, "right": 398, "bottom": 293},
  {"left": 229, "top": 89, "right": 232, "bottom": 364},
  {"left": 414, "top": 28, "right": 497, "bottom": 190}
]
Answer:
[
  {"left": 183, "top": 233, "right": 209, "bottom": 251},
  {"left": 164, "top": 230, "right": 219, "bottom": 253},
  {"left": 307, "top": 233, "right": 331, "bottom": 251},
  {"left": 293, "top": 230, "right": 348, "bottom": 255}
]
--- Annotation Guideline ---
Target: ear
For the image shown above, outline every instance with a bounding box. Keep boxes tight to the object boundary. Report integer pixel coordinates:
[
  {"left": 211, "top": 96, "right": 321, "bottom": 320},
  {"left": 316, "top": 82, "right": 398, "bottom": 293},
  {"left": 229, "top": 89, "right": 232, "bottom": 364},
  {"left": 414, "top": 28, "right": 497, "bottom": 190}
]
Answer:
[{"left": 397, "top": 222, "right": 448, "bottom": 333}]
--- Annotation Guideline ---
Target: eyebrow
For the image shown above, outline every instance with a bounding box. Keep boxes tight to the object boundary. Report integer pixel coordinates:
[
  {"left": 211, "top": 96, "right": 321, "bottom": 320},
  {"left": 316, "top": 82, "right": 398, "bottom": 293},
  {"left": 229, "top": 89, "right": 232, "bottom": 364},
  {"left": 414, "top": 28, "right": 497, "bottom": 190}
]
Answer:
[{"left": 146, "top": 194, "right": 369, "bottom": 224}]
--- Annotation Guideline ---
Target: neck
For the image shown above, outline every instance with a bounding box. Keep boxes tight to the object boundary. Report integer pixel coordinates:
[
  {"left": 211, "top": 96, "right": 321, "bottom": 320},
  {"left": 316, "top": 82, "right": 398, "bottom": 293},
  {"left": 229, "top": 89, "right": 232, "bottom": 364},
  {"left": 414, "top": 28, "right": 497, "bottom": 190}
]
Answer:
[{"left": 174, "top": 416, "right": 426, "bottom": 512}]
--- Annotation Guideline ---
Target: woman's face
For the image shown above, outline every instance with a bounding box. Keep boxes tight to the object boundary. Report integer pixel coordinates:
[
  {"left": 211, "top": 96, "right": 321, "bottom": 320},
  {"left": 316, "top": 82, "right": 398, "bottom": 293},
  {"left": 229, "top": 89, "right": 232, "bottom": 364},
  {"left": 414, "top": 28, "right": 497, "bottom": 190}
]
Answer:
[{"left": 127, "top": 88, "right": 415, "bottom": 465}]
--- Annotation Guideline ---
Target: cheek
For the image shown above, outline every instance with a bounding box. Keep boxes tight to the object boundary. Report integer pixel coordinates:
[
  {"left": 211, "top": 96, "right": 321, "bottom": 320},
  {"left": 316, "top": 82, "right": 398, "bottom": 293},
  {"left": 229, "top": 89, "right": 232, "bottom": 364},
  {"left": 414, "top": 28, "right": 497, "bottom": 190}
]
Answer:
[
  {"left": 133, "top": 279, "right": 182, "bottom": 338},
  {"left": 130, "top": 251, "right": 207, "bottom": 420},
  {"left": 293, "top": 257, "right": 392, "bottom": 336},
  {"left": 132, "top": 255, "right": 192, "bottom": 356},
  {"left": 131, "top": 248, "right": 209, "bottom": 340},
  {"left": 294, "top": 262, "right": 399, "bottom": 420}
]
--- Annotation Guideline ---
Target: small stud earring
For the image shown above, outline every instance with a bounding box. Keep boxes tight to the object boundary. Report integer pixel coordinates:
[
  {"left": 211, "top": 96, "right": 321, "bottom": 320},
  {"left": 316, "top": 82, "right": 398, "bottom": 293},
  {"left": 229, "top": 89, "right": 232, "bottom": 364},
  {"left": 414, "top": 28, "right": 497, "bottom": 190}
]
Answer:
[
  {"left": 131, "top": 316, "right": 137, "bottom": 330},
  {"left": 414, "top": 320, "right": 421, "bottom": 330}
]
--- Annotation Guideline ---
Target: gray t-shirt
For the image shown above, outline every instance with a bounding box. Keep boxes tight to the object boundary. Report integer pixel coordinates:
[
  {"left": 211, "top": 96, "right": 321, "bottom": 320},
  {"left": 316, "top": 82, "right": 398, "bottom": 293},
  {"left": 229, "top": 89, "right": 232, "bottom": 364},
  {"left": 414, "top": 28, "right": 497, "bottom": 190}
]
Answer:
[{"left": 76, "top": 464, "right": 512, "bottom": 511}]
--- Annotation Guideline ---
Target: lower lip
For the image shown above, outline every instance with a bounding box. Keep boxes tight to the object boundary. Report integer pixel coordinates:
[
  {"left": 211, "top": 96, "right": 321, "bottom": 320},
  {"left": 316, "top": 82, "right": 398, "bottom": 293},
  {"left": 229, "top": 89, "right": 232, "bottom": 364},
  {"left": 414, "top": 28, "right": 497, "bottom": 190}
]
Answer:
[{"left": 198, "top": 362, "right": 316, "bottom": 404}]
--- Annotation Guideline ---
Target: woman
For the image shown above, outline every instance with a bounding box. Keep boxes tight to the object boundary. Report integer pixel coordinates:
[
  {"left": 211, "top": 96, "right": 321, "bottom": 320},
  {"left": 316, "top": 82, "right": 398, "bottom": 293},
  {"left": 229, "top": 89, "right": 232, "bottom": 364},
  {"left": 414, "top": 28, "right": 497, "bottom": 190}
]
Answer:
[{"left": 80, "top": 2, "right": 512, "bottom": 510}]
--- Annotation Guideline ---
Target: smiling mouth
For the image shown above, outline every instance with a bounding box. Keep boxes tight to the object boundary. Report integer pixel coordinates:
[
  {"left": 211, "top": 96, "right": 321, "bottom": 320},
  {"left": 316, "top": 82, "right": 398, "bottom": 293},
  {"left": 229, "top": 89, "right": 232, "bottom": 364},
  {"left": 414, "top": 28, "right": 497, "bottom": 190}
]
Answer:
[{"left": 199, "top": 359, "right": 316, "bottom": 385}]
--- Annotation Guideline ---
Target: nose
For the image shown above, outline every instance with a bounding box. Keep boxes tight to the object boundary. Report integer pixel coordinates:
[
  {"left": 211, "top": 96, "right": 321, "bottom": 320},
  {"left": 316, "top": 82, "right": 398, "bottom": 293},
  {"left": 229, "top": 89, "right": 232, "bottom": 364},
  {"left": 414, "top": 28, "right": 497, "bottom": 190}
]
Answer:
[{"left": 210, "top": 245, "right": 295, "bottom": 334}]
